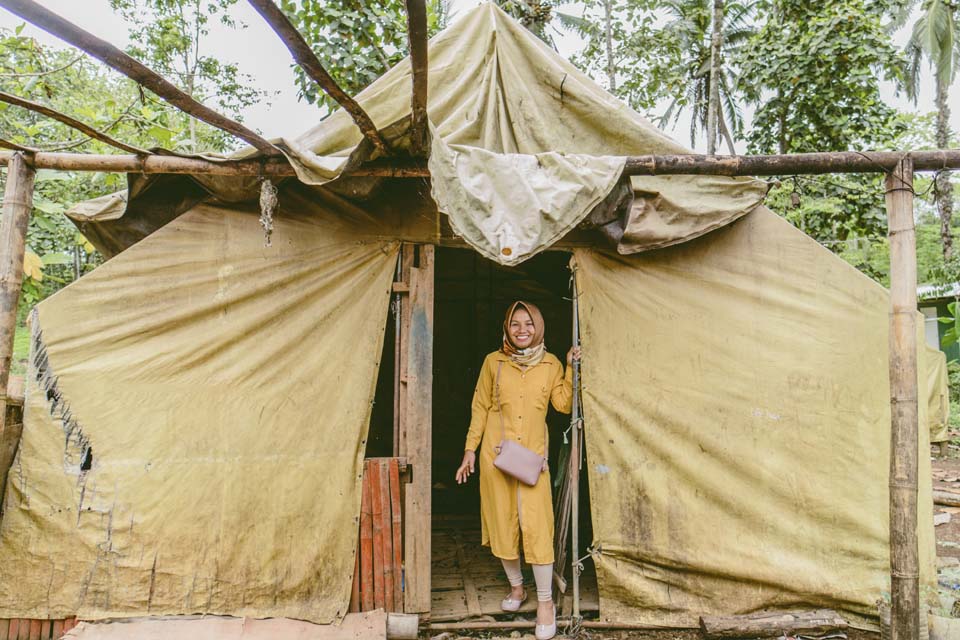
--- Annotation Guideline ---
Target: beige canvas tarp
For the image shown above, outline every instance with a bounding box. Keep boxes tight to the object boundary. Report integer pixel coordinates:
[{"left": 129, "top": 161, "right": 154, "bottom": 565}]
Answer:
[
  {"left": 0, "top": 197, "right": 398, "bottom": 622},
  {"left": 68, "top": 3, "right": 767, "bottom": 264},
  {"left": 924, "top": 344, "right": 950, "bottom": 444},
  {"left": 575, "top": 206, "right": 937, "bottom": 628}
]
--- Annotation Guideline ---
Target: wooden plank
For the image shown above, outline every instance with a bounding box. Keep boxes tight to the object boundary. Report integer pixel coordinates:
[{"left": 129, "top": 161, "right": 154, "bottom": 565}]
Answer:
[
  {"left": 26, "top": 620, "right": 39, "bottom": 640},
  {"left": 0, "top": 619, "right": 9, "bottom": 640},
  {"left": 7, "top": 620, "right": 18, "bottom": 640},
  {"left": 389, "top": 458, "right": 403, "bottom": 608},
  {"left": 16, "top": 619, "right": 28, "bottom": 640},
  {"left": 63, "top": 619, "right": 76, "bottom": 633},
  {"left": 378, "top": 460, "right": 395, "bottom": 612},
  {"left": 402, "top": 244, "right": 434, "bottom": 614},
  {"left": 38, "top": 621, "right": 49, "bottom": 640},
  {"left": 397, "top": 244, "right": 415, "bottom": 459},
  {"left": 0, "top": 0, "right": 281, "bottom": 156},
  {"left": 451, "top": 531, "right": 481, "bottom": 618},
  {"left": 369, "top": 460, "right": 385, "bottom": 610},
  {"left": 360, "top": 465, "right": 375, "bottom": 612},
  {"left": 50, "top": 620, "right": 62, "bottom": 640}
]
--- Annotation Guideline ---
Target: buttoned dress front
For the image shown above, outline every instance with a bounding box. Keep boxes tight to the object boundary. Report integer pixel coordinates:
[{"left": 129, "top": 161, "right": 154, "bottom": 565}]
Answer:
[{"left": 464, "top": 350, "right": 573, "bottom": 564}]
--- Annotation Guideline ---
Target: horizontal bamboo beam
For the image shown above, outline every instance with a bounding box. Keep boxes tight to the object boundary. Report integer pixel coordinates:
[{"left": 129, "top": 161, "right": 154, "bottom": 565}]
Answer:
[
  {"left": 0, "top": 0, "right": 282, "bottom": 156},
  {"left": 246, "top": 0, "right": 389, "bottom": 156},
  {"left": 622, "top": 149, "right": 960, "bottom": 176},
  {"left": 0, "top": 90, "right": 148, "bottom": 154},
  {"left": 1, "top": 149, "right": 959, "bottom": 177}
]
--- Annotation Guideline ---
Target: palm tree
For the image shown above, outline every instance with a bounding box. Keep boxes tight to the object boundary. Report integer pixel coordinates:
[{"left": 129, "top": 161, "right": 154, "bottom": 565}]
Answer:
[
  {"left": 900, "top": 0, "right": 960, "bottom": 260},
  {"left": 657, "top": 0, "right": 756, "bottom": 154}
]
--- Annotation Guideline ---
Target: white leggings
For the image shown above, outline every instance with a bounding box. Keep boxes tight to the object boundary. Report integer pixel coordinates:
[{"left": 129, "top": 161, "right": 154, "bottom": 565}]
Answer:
[{"left": 501, "top": 558, "right": 553, "bottom": 602}]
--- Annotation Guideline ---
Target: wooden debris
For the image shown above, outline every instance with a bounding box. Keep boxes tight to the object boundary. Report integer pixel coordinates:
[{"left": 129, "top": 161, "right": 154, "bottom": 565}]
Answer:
[
  {"left": 698, "top": 609, "right": 848, "bottom": 639},
  {"left": 934, "top": 490, "right": 960, "bottom": 508}
]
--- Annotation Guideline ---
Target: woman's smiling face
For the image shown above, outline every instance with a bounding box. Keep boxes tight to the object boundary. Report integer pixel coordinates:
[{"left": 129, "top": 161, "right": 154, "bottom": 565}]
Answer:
[{"left": 508, "top": 307, "right": 536, "bottom": 349}]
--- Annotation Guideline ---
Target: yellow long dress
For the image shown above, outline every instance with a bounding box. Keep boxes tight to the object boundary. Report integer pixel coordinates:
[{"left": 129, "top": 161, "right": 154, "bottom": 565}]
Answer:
[{"left": 464, "top": 350, "right": 573, "bottom": 564}]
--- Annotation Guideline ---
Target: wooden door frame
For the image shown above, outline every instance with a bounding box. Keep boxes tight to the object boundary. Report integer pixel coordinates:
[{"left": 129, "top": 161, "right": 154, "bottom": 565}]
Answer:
[{"left": 395, "top": 243, "right": 434, "bottom": 615}]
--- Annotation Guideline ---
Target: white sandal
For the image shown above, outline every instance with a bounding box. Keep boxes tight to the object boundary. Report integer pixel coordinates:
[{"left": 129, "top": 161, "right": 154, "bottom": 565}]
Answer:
[
  {"left": 535, "top": 601, "right": 556, "bottom": 640},
  {"left": 500, "top": 589, "right": 527, "bottom": 612}
]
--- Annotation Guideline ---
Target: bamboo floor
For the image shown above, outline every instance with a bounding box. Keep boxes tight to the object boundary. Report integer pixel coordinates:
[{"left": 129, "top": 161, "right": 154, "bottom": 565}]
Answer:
[{"left": 431, "top": 515, "right": 599, "bottom": 622}]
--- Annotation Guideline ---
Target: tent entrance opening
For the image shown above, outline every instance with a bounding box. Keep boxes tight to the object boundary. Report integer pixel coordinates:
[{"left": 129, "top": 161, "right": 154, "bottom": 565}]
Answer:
[{"left": 430, "top": 246, "right": 597, "bottom": 622}]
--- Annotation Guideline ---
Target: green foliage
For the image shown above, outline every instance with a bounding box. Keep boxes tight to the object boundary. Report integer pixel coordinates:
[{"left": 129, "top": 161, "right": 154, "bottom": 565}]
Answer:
[
  {"left": 940, "top": 300, "right": 960, "bottom": 349},
  {"left": 901, "top": 0, "right": 960, "bottom": 94},
  {"left": 277, "top": 1, "right": 448, "bottom": 112},
  {"left": 741, "top": 1, "right": 909, "bottom": 253},
  {"left": 571, "top": 0, "right": 755, "bottom": 149},
  {"left": 108, "top": 0, "right": 269, "bottom": 152},
  {"left": 741, "top": 0, "right": 905, "bottom": 155}
]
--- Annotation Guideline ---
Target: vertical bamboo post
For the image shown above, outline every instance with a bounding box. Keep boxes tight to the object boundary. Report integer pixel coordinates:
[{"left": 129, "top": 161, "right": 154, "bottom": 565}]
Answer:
[
  {"left": 0, "top": 151, "right": 35, "bottom": 455},
  {"left": 886, "top": 157, "right": 919, "bottom": 640},
  {"left": 570, "top": 269, "right": 582, "bottom": 620}
]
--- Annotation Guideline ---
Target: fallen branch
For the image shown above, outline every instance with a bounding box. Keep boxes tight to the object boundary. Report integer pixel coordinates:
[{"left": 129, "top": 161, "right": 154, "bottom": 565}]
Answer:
[
  {"left": 933, "top": 490, "right": 960, "bottom": 508},
  {"left": 0, "top": 0, "right": 282, "bottom": 156},
  {"left": 246, "top": 0, "right": 388, "bottom": 155},
  {"left": 0, "top": 90, "right": 148, "bottom": 154},
  {"left": 699, "top": 610, "right": 848, "bottom": 639}
]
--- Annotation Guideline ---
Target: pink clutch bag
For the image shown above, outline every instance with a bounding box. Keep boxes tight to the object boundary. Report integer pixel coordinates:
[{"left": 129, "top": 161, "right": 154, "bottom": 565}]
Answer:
[
  {"left": 491, "top": 361, "right": 547, "bottom": 487},
  {"left": 494, "top": 438, "right": 545, "bottom": 486}
]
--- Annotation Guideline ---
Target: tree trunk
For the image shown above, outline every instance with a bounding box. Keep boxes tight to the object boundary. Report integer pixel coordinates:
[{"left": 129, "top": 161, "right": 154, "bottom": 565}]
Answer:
[
  {"left": 936, "top": 76, "right": 953, "bottom": 261},
  {"left": 603, "top": 0, "right": 616, "bottom": 92},
  {"left": 706, "top": 0, "right": 723, "bottom": 155}
]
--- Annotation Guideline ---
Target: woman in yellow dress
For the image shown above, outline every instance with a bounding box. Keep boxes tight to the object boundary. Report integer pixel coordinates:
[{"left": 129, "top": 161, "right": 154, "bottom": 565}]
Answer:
[{"left": 455, "top": 301, "right": 578, "bottom": 640}]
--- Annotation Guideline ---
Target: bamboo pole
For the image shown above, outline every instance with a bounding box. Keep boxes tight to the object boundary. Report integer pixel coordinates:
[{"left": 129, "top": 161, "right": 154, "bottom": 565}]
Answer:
[
  {"left": 886, "top": 157, "right": 919, "bottom": 640},
  {"left": 570, "top": 272, "right": 583, "bottom": 620},
  {"left": 0, "top": 0, "right": 281, "bottom": 156},
  {"left": 3, "top": 149, "right": 960, "bottom": 177},
  {"left": 0, "top": 90, "right": 148, "bottom": 154},
  {"left": 427, "top": 619, "right": 672, "bottom": 631},
  {"left": 245, "top": 0, "right": 389, "bottom": 156},
  {"left": 404, "top": 0, "right": 429, "bottom": 157},
  {"left": 0, "top": 151, "right": 35, "bottom": 461}
]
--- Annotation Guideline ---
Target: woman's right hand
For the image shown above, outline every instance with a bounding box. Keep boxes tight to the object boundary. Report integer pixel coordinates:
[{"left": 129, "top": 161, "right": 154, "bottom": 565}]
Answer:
[{"left": 456, "top": 450, "right": 476, "bottom": 484}]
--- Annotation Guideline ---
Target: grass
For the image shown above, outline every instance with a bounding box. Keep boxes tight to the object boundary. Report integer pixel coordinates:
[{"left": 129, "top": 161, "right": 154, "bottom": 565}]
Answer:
[{"left": 11, "top": 323, "right": 29, "bottom": 377}]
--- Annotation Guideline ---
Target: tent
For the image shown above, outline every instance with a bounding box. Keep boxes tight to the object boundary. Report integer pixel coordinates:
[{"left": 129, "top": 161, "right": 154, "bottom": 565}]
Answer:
[
  {"left": 0, "top": 2, "right": 936, "bottom": 631},
  {"left": 924, "top": 343, "right": 950, "bottom": 444}
]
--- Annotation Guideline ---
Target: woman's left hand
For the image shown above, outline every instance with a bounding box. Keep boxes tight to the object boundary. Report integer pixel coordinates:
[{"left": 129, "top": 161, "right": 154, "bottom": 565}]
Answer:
[{"left": 566, "top": 346, "right": 581, "bottom": 365}]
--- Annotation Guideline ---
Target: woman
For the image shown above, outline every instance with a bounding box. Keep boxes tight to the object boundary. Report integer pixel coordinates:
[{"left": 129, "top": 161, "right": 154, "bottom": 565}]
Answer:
[{"left": 455, "top": 301, "right": 579, "bottom": 640}]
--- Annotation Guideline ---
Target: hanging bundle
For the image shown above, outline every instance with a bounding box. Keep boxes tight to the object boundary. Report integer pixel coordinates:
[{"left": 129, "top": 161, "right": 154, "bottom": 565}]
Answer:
[{"left": 259, "top": 177, "right": 278, "bottom": 247}]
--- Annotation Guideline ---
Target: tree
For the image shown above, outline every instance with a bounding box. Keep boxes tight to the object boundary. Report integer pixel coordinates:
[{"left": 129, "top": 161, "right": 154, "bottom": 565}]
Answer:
[
  {"left": 572, "top": 1, "right": 754, "bottom": 152},
  {"left": 278, "top": 1, "right": 449, "bottom": 112},
  {"left": 899, "top": 0, "right": 960, "bottom": 260},
  {"left": 0, "top": 28, "right": 200, "bottom": 314},
  {"left": 740, "top": 0, "right": 907, "bottom": 245},
  {"left": 108, "top": 0, "right": 268, "bottom": 152}
]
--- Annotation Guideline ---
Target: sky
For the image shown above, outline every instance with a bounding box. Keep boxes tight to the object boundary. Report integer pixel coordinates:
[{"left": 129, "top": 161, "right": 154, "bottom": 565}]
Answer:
[{"left": 1, "top": 0, "right": 958, "bottom": 154}]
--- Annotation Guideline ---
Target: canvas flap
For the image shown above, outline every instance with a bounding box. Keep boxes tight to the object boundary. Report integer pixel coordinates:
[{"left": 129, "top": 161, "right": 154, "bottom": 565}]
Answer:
[
  {"left": 574, "top": 207, "right": 936, "bottom": 628},
  {"left": 67, "top": 3, "right": 767, "bottom": 262},
  {"left": 0, "top": 200, "right": 398, "bottom": 623}
]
